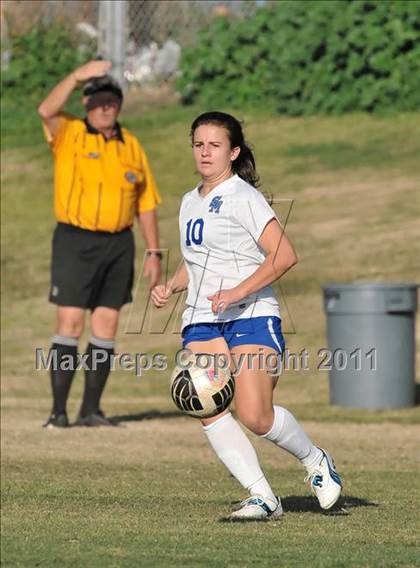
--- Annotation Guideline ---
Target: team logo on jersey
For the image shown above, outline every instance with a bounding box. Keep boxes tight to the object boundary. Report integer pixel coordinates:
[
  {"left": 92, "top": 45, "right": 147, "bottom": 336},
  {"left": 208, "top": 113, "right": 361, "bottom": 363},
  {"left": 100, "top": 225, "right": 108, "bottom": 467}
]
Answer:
[
  {"left": 209, "top": 195, "right": 223, "bottom": 213},
  {"left": 87, "top": 152, "right": 100, "bottom": 159},
  {"left": 125, "top": 171, "right": 137, "bottom": 184}
]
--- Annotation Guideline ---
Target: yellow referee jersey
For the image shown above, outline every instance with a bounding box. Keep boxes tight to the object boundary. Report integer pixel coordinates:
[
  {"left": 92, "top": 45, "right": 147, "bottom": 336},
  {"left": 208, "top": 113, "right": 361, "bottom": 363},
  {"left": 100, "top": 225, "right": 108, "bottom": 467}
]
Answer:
[{"left": 43, "top": 114, "right": 162, "bottom": 232}]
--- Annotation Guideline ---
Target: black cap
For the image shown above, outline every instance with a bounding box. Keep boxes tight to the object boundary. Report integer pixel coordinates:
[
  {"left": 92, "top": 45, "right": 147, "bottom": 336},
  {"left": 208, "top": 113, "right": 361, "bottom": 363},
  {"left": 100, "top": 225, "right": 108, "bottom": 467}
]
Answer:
[{"left": 83, "top": 75, "right": 123, "bottom": 101}]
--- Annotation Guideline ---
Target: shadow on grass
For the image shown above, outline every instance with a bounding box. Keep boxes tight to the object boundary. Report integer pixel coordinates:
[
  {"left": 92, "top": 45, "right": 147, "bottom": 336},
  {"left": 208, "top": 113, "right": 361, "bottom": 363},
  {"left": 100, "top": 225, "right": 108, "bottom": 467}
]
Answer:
[
  {"left": 281, "top": 494, "right": 378, "bottom": 514},
  {"left": 109, "top": 409, "right": 182, "bottom": 423},
  {"left": 219, "top": 495, "right": 378, "bottom": 522}
]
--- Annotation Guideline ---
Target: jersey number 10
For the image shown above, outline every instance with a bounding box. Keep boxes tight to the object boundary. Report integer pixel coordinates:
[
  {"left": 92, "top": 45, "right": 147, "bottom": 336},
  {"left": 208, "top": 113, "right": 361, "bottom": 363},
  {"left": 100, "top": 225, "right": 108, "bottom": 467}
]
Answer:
[{"left": 186, "top": 218, "right": 204, "bottom": 246}]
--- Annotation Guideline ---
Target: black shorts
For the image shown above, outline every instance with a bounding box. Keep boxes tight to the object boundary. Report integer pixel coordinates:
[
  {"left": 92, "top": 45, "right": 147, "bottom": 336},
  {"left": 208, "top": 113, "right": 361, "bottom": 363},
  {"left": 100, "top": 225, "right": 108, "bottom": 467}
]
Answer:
[{"left": 49, "top": 223, "right": 135, "bottom": 310}]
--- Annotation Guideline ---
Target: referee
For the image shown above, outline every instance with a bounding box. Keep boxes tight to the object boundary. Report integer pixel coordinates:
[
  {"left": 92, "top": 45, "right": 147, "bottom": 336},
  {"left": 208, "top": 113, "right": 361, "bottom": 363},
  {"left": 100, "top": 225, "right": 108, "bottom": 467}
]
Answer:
[{"left": 38, "top": 60, "right": 162, "bottom": 427}]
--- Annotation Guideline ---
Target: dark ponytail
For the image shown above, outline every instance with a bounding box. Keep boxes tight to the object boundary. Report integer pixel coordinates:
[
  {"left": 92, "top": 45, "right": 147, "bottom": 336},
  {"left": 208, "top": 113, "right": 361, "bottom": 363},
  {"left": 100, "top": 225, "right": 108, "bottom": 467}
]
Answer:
[
  {"left": 232, "top": 142, "right": 260, "bottom": 189},
  {"left": 190, "top": 111, "right": 260, "bottom": 188}
]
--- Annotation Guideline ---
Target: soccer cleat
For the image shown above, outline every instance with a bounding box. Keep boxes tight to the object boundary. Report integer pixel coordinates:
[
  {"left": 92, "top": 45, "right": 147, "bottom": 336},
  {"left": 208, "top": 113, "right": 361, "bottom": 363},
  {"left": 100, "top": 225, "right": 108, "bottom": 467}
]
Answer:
[
  {"left": 229, "top": 495, "right": 283, "bottom": 521},
  {"left": 74, "top": 410, "right": 117, "bottom": 427},
  {"left": 305, "top": 448, "right": 342, "bottom": 510},
  {"left": 43, "top": 413, "right": 69, "bottom": 428}
]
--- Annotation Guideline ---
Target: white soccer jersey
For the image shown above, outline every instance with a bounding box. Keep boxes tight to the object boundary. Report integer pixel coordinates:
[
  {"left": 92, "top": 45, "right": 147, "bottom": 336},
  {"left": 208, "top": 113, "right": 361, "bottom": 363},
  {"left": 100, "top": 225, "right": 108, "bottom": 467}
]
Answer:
[{"left": 179, "top": 174, "right": 281, "bottom": 330}]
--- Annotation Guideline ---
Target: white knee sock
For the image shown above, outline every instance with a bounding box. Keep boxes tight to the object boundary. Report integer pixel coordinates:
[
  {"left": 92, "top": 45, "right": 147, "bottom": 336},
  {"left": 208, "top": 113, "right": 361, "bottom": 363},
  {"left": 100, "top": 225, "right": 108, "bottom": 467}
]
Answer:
[
  {"left": 203, "top": 412, "right": 277, "bottom": 503},
  {"left": 262, "top": 406, "right": 322, "bottom": 469}
]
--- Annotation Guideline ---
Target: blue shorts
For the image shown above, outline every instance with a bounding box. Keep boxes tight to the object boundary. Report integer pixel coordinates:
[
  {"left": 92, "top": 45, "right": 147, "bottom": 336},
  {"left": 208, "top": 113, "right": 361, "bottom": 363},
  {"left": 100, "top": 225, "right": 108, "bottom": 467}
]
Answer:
[{"left": 182, "top": 316, "right": 285, "bottom": 354}]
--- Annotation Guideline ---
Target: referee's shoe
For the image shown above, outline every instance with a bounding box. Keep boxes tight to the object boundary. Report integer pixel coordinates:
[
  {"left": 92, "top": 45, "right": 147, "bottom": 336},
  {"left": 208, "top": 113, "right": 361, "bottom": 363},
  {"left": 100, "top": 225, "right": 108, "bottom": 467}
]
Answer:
[
  {"left": 74, "top": 410, "right": 118, "bottom": 427},
  {"left": 43, "top": 412, "right": 69, "bottom": 428}
]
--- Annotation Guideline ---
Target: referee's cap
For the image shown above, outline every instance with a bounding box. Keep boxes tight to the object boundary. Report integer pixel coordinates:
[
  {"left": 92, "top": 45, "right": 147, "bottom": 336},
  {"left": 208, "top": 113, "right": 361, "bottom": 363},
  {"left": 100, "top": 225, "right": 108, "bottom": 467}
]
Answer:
[{"left": 83, "top": 75, "right": 123, "bottom": 101}]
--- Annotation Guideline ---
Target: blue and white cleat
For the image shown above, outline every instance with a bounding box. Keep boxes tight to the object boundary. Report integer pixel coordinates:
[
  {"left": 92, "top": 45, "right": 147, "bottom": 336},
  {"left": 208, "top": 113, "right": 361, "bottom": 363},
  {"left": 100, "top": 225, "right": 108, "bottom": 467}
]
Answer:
[
  {"left": 305, "top": 448, "right": 342, "bottom": 510},
  {"left": 229, "top": 495, "right": 283, "bottom": 521}
]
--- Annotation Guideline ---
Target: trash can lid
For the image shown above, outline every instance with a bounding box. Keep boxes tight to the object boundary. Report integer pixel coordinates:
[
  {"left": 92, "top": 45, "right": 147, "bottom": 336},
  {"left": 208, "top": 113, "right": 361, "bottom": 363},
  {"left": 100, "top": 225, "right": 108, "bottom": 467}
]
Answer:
[
  {"left": 322, "top": 282, "right": 418, "bottom": 314},
  {"left": 322, "top": 282, "right": 418, "bottom": 292}
]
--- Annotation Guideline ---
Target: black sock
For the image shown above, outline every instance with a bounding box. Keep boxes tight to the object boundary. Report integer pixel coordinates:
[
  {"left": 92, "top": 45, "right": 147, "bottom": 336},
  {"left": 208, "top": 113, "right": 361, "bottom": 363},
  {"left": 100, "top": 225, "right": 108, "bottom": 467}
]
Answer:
[
  {"left": 50, "top": 341, "right": 78, "bottom": 416},
  {"left": 80, "top": 341, "right": 114, "bottom": 417}
]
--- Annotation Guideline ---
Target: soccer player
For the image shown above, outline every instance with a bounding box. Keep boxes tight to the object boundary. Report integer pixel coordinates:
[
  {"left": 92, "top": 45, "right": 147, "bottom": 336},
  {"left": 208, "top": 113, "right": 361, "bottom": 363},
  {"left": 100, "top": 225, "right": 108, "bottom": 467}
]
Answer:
[
  {"left": 38, "top": 60, "right": 162, "bottom": 427},
  {"left": 151, "top": 112, "right": 342, "bottom": 520}
]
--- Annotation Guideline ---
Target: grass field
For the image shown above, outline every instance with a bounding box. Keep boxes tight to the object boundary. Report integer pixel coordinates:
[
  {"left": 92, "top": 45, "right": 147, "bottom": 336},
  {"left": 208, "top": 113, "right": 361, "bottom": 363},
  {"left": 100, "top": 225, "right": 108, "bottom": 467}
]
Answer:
[{"left": 1, "top": 100, "right": 420, "bottom": 567}]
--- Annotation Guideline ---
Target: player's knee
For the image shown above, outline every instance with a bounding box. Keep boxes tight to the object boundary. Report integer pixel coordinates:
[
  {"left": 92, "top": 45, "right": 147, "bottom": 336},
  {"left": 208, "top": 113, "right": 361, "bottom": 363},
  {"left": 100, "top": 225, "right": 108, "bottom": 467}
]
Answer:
[{"left": 236, "top": 409, "right": 274, "bottom": 436}]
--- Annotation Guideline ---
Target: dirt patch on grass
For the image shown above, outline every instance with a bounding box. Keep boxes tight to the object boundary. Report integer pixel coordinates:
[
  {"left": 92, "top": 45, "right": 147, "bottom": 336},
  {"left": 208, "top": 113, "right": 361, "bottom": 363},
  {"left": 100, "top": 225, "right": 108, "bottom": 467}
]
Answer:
[
  {"left": 2, "top": 400, "right": 419, "bottom": 473},
  {"left": 301, "top": 178, "right": 419, "bottom": 199}
]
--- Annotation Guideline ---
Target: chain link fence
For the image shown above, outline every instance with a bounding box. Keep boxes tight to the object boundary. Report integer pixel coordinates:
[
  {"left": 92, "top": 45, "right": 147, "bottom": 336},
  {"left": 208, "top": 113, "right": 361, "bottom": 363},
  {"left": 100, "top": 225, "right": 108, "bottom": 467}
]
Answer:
[
  {"left": 2, "top": 0, "right": 264, "bottom": 90},
  {"left": 127, "top": 0, "right": 256, "bottom": 46},
  {"left": 99, "top": 0, "right": 260, "bottom": 88}
]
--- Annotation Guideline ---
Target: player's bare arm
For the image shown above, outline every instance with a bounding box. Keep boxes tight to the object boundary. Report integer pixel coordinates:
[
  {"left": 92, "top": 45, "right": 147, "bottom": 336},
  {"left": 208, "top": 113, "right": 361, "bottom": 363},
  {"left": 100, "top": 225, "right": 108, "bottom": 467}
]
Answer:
[
  {"left": 208, "top": 219, "right": 298, "bottom": 314},
  {"left": 151, "top": 261, "right": 189, "bottom": 308},
  {"left": 37, "top": 60, "right": 112, "bottom": 136},
  {"left": 168, "top": 260, "right": 189, "bottom": 293}
]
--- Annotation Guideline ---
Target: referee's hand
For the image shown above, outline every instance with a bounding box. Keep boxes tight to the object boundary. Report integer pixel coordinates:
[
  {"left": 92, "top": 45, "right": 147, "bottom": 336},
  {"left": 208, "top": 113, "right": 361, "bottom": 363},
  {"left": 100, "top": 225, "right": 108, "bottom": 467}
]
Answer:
[
  {"left": 144, "top": 256, "right": 161, "bottom": 290},
  {"left": 73, "top": 60, "right": 112, "bottom": 83}
]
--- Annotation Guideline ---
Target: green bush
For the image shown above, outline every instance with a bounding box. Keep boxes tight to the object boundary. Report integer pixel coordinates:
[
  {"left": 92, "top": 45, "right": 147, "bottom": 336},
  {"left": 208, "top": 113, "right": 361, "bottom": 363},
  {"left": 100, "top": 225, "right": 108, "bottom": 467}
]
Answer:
[
  {"left": 177, "top": 0, "right": 420, "bottom": 114},
  {"left": 1, "top": 23, "right": 91, "bottom": 136}
]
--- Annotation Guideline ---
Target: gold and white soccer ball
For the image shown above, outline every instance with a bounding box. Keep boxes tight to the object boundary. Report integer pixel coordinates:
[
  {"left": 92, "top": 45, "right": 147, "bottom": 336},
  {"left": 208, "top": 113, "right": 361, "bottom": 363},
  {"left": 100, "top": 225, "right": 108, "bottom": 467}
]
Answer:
[{"left": 170, "top": 354, "right": 235, "bottom": 419}]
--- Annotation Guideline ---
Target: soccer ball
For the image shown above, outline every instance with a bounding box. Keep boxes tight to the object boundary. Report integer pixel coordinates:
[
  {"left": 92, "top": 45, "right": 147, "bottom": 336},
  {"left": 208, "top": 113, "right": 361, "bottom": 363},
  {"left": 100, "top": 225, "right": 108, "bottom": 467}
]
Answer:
[{"left": 170, "top": 354, "right": 235, "bottom": 419}]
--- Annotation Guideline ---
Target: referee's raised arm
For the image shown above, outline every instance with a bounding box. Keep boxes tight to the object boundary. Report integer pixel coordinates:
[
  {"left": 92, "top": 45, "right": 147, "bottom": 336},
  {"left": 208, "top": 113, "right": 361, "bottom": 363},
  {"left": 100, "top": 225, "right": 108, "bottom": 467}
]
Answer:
[{"left": 37, "top": 60, "right": 112, "bottom": 136}]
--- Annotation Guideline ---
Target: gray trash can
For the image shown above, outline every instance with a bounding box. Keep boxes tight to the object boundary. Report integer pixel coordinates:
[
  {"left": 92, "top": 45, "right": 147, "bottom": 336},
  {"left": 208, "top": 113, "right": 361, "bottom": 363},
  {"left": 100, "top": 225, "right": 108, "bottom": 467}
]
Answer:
[{"left": 322, "top": 283, "right": 418, "bottom": 409}]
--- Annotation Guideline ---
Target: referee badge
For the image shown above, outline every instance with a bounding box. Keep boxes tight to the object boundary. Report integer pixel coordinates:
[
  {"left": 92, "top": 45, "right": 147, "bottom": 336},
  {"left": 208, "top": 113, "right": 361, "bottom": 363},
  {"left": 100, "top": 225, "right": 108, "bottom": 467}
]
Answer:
[{"left": 125, "top": 171, "right": 137, "bottom": 184}]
